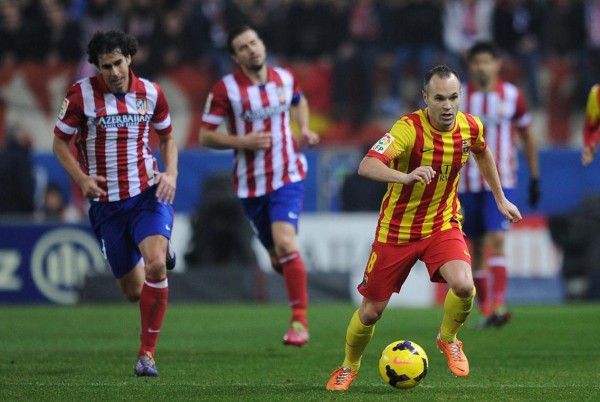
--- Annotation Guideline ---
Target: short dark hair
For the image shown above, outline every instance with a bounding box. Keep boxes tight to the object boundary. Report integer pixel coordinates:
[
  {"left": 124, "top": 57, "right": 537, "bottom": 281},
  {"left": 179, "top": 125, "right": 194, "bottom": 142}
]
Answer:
[
  {"left": 87, "top": 30, "right": 138, "bottom": 67},
  {"left": 467, "top": 41, "right": 498, "bottom": 61},
  {"left": 226, "top": 25, "right": 255, "bottom": 54},
  {"left": 423, "top": 65, "right": 460, "bottom": 91}
]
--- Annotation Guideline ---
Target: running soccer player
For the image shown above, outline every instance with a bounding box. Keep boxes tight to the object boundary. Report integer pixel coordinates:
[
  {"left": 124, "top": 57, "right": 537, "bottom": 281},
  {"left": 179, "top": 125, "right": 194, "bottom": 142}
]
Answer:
[
  {"left": 458, "top": 41, "right": 540, "bottom": 328},
  {"left": 582, "top": 83, "right": 600, "bottom": 166},
  {"left": 326, "top": 65, "right": 522, "bottom": 391},
  {"left": 53, "top": 30, "right": 178, "bottom": 376},
  {"left": 199, "top": 26, "right": 319, "bottom": 347}
]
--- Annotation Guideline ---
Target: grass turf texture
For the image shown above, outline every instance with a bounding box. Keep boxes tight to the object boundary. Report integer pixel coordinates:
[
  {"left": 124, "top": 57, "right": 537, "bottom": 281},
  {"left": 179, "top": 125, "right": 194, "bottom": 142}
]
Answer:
[{"left": 1, "top": 303, "right": 598, "bottom": 401}]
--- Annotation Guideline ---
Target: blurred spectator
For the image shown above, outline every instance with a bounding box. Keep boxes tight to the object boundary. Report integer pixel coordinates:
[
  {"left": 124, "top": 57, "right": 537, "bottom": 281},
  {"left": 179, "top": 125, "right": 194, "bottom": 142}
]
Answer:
[
  {"left": 235, "top": 0, "right": 287, "bottom": 56},
  {"left": 0, "top": 1, "right": 28, "bottom": 66},
  {"left": 189, "top": 0, "right": 246, "bottom": 81},
  {"left": 75, "top": 0, "right": 125, "bottom": 80},
  {"left": 281, "top": 0, "right": 337, "bottom": 61},
  {"left": 0, "top": 125, "right": 35, "bottom": 217},
  {"left": 340, "top": 146, "right": 388, "bottom": 212},
  {"left": 442, "top": 0, "right": 494, "bottom": 79},
  {"left": 38, "top": 182, "right": 82, "bottom": 222},
  {"left": 331, "top": 0, "right": 386, "bottom": 124},
  {"left": 42, "top": 0, "right": 84, "bottom": 66},
  {"left": 124, "top": 0, "right": 159, "bottom": 77},
  {"left": 581, "top": 0, "right": 600, "bottom": 106},
  {"left": 150, "top": 6, "right": 197, "bottom": 74},
  {"left": 542, "top": 0, "right": 586, "bottom": 144},
  {"left": 184, "top": 172, "right": 257, "bottom": 268},
  {"left": 542, "top": 0, "right": 586, "bottom": 57},
  {"left": 492, "top": 0, "right": 544, "bottom": 109},
  {"left": 380, "top": 0, "right": 444, "bottom": 116},
  {"left": 15, "top": 0, "right": 48, "bottom": 62}
]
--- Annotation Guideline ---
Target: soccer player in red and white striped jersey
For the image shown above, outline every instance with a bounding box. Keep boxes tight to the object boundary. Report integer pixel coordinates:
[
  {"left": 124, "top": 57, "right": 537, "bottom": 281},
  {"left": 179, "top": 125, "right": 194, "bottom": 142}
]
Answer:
[
  {"left": 53, "top": 30, "right": 178, "bottom": 376},
  {"left": 458, "top": 41, "right": 540, "bottom": 329},
  {"left": 199, "top": 26, "right": 319, "bottom": 347},
  {"left": 326, "top": 65, "right": 522, "bottom": 390}
]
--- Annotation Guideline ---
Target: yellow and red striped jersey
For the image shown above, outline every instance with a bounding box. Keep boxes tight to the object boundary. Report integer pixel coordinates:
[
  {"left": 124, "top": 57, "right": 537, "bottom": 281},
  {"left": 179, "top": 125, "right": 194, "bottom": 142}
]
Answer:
[
  {"left": 583, "top": 84, "right": 600, "bottom": 147},
  {"left": 367, "top": 108, "right": 486, "bottom": 244}
]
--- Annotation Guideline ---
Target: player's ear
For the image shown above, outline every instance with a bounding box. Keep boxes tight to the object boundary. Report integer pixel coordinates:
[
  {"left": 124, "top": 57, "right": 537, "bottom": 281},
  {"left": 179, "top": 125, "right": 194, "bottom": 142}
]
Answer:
[{"left": 422, "top": 90, "right": 428, "bottom": 106}]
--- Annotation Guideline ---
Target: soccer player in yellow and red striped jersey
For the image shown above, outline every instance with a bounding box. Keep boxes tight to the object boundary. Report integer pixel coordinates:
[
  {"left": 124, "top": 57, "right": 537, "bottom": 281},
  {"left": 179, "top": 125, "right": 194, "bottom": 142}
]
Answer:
[
  {"left": 582, "top": 83, "right": 600, "bottom": 166},
  {"left": 326, "top": 65, "right": 522, "bottom": 391}
]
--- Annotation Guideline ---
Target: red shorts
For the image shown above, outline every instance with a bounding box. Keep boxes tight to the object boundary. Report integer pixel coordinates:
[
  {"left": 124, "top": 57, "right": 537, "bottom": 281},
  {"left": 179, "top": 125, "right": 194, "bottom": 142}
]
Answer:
[{"left": 357, "top": 228, "right": 471, "bottom": 302}]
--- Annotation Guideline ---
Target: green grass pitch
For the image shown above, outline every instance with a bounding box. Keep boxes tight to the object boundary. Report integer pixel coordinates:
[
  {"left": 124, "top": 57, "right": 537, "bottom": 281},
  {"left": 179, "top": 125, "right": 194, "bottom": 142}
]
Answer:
[{"left": 1, "top": 302, "right": 599, "bottom": 401}]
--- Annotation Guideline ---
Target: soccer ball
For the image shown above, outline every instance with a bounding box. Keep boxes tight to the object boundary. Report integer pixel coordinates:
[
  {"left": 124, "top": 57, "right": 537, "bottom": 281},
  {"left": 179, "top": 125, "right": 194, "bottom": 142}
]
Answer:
[{"left": 378, "top": 340, "right": 428, "bottom": 389}]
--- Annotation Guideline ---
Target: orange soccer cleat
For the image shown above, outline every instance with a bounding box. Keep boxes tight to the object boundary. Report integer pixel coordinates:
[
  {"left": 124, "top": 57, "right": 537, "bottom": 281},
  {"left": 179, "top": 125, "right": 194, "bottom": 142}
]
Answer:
[
  {"left": 436, "top": 333, "right": 469, "bottom": 377},
  {"left": 326, "top": 366, "right": 357, "bottom": 391}
]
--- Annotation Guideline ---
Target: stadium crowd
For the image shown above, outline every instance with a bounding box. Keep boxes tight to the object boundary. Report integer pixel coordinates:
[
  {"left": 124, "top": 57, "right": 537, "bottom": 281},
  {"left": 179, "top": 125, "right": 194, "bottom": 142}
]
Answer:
[{"left": 1, "top": 0, "right": 599, "bottom": 132}]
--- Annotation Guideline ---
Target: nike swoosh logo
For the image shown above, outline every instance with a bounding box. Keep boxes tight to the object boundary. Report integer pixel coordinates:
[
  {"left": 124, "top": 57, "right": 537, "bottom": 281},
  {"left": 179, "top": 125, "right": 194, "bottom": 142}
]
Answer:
[
  {"left": 463, "top": 249, "right": 471, "bottom": 257},
  {"left": 94, "top": 107, "right": 106, "bottom": 113},
  {"left": 148, "top": 328, "right": 160, "bottom": 333},
  {"left": 165, "top": 224, "right": 171, "bottom": 231},
  {"left": 420, "top": 148, "right": 433, "bottom": 153},
  {"left": 392, "top": 357, "right": 414, "bottom": 365}
]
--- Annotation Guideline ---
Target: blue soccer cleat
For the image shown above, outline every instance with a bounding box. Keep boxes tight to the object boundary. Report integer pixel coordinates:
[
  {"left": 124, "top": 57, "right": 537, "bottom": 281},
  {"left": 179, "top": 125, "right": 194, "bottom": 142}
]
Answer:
[{"left": 134, "top": 351, "right": 159, "bottom": 377}]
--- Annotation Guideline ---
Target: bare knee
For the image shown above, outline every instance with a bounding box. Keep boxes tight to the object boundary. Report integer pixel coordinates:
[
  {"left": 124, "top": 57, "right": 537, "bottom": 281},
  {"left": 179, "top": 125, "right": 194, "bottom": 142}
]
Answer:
[
  {"left": 359, "top": 302, "right": 386, "bottom": 326},
  {"left": 274, "top": 237, "right": 296, "bottom": 257},
  {"left": 451, "top": 282, "right": 475, "bottom": 298},
  {"left": 123, "top": 289, "right": 141, "bottom": 303},
  {"left": 144, "top": 255, "right": 167, "bottom": 281},
  {"left": 119, "top": 281, "right": 142, "bottom": 302}
]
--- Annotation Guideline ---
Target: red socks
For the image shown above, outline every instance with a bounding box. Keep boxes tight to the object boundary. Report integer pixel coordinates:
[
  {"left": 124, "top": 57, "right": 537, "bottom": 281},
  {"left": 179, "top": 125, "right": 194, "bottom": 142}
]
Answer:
[
  {"left": 138, "top": 277, "right": 169, "bottom": 357},
  {"left": 490, "top": 260, "right": 508, "bottom": 309},
  {"left": 473, "top": 271, "right": 492, "bottom": 317},
  {"left": 279, "top": 251, "right": 308, "bottom": 327}
]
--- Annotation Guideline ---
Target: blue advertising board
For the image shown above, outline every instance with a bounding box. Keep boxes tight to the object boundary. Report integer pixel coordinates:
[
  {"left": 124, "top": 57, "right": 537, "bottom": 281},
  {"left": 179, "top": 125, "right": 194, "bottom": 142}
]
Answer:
[{"left": 0, "top": 223, "right": 109, "bottom": 304}]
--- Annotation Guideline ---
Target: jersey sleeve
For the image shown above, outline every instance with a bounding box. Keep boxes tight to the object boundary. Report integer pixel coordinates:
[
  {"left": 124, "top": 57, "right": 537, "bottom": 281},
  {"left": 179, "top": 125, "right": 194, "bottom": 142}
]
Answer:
[
  {"left": 53, "top": 83, "right": 84, "bottom": 140},
  {"left": 288, "top": 68, "right": 302, "bottom": 106},
  {"left": 512, "top": 89, "right": 532, "bottom": 129},
  {"left": 151, "top": 82, "right": 172, "bottom": 136},
  {"left": 200, "top": 80, "right": 230, "bottom": 130},
  {"left": 366, "top": 117, "right": 414, "bottom": 164},
  {"left": 468, "top": 114, "right": 487, "bottom": 154},
  {"left": 583, "top": 84, "right": 600, "bottom": 147}
]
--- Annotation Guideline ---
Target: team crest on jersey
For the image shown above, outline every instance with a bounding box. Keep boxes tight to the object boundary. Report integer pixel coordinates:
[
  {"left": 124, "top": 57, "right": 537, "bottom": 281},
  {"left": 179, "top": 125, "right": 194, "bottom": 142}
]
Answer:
[
  {"left": 136, "top": 99, "right": 148, "bottom": 115},
  {"left": 58, "top": 98, "right": 69, "bottom": 120},
  {"left": 462, "top": 139, "right": 470, "bottom": 154},
  {"left": 372, "top": 133, "right": 394, "bottom": 154}
]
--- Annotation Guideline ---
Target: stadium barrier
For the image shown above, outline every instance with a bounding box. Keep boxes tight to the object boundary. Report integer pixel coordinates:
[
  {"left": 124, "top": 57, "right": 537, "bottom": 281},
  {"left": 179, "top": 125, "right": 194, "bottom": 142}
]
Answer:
[{"left": 0, "top": 213, "right": 564, "bottom": 306}]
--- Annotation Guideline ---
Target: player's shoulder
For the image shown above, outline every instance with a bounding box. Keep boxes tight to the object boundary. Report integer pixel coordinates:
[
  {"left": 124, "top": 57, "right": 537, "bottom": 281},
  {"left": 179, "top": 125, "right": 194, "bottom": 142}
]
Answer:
[
  {"left": 395, "top": 110, "right": 424, "bottom": 129},
  {"left": 135, "top": 75, "right": 163, "bottom": 92},
  {"left": 457, "top": 111, "right": 483, "bottom": 128}
]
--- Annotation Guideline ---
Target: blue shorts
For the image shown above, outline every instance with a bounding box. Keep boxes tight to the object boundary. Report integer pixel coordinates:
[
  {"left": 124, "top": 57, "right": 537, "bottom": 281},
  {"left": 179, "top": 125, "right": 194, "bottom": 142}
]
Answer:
[
  {"left": 88, "top": 186, "right": 174, "bottom": 278},
  {"left": 240, "top": 181, "right": 305, "bottom": 250},
  {"left": 459, "top": 189, "right": 514, "bottom": 238}
]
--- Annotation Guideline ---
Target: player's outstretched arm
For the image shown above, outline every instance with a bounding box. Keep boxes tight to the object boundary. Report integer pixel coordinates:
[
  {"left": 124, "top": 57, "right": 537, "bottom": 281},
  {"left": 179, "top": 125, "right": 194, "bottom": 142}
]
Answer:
[
  {"left": 199, "top": 127, "right": 272, "bottom": 151},
  {"left": 155, "top": 133, "right": 178, "bottom": 205},
  {"left": 358, "top": 156, "right": 435, "bottom": 185},
  {"left": 291, "top": 96, "right": 319, "bottom": 147},
  {"left": 52, "top": 136, "right": 106, "bottom": 199},
  {"left": 472, "top": 148, "right": 522, "bottom": 223},
  {"left": 582, "top": 145, "right": 596, "bottom": 166}
]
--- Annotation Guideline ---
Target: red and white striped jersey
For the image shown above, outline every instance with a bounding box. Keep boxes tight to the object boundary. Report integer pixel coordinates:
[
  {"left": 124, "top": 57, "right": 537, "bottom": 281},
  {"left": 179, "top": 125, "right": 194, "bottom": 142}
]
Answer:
[
  {"left": 54, "top": 70, "right": 172, "bottom": 202},
  {"left": 200, "top": 66, "right": 307, "bottom": 198},
  {"left": 458, "top": 80, "right": 531, "bottom": 192}
]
